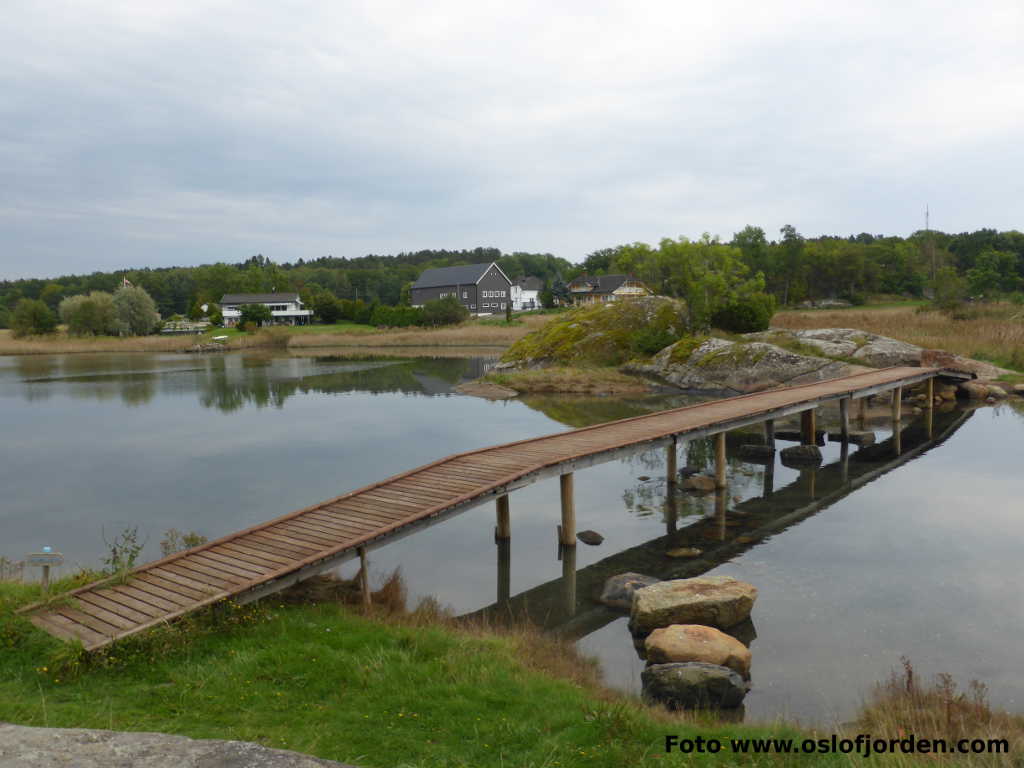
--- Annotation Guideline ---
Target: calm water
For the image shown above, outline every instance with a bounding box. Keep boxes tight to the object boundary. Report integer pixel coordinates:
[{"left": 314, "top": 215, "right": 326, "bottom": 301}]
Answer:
[{"left": 2, "top": 352, "right": 1022, "bottom": 725}]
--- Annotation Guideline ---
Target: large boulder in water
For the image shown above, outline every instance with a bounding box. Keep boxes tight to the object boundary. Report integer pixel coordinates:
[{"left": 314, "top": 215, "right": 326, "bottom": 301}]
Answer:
[
  {"left": 644, "top": 624, "right": 752, "bottom": 678},
  {"left": 642, "top": 662, "right": 747, "bottom": 709},
  {"left": 629, "top": 575, "right": 757, "bottom": 635}
]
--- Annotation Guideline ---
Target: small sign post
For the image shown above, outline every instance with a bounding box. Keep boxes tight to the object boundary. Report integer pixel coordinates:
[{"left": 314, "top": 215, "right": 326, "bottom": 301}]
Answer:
[{"left": 27, "top": 547, "right": 64, "bottom": 595}]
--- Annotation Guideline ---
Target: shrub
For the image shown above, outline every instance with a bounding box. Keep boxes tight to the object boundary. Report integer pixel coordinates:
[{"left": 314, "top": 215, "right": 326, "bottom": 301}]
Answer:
[
  {"left": 421, "top": 296, "right": 469, "bottom": 327},
  {"left": 10, "top": 298, "right": 57, "bottom": 337},
  {"left": 59, "top": 292, "right": 119, "bottom": 335},
  {"left": 239, "top": 303, "right": 273, "bottom": 327},
  {"left": 0, "top": 306, "right": 10, "bottom": 329},
  {"left": 710, "top": 292, "right": 776, "bottom": 333},
  {"left": 310, "top": 293, "right": 343, "bottom": 324},
  {"left": 113, "top": 285, "right": 161, "bottom": 335},
  {"left": 629, "top": 326, "right": 678, "bottom": 356},
  {"left": 370, "top": 304, "right": 424, "bottom": 327}
]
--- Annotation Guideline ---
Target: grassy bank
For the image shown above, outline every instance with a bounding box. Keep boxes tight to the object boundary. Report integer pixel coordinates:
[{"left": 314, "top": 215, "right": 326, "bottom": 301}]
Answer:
[
  {"left": 0, "top": 315, "right": 543, "bottom": 357},
  {"left": 5, "top": 575, "right": 1023, "bottom": 766},
  {"left": 773, "top": 302, "right": 1024, "bottom": 372},
  {"left": 2, "top": 577, "right": 815, "bottom": 768}
]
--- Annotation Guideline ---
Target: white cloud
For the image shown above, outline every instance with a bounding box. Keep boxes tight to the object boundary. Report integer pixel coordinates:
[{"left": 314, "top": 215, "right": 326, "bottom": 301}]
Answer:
[{"left": 2, "top": 0, "right": 1021, "bottom": 277}]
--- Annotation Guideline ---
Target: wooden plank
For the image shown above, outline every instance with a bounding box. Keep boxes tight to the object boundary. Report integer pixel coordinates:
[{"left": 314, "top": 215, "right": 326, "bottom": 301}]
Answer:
[
  {"left": 214, "top": 543, "right": 291, "bottom": 570},
  {"left": 192, "top": 551, "right": 270, "bottom": 579},
  {"left": 89, "top": 587, "right": 167, "bottom": 619},
  {"left": 161, "top": 561, "right": 240, "bottom": 590},
  {"left": 300, "top": 512, "right": 378, "bottom": 538},
  {"left": 222, "top": 539, "right": 300, "bottom": 566},
  {"left": 76, "top": 592, "right": 151, "bottom": 626},
  {"left": 33, "top": 613, "right": 108, "bottom": 647},
  {"left": 109, "top": 582, "right": 183, "bottom": 612},
  {"left": 184, "top": 554, "right": 263, "bottom": 582},
  {"left": 136, "top": 571, "right": 211, "bottom": 601},
  {"left": 54, "top": 606, "right": 121, "bottom": 638},
  {"left": 248, "top": 530, "right": 324, "bottom": 554},
  {"left": 272, "top": 522, "right": 342, "bottom": 548},
  {"left": 282, "top": 517, "right": 353, "bottom": 540}
]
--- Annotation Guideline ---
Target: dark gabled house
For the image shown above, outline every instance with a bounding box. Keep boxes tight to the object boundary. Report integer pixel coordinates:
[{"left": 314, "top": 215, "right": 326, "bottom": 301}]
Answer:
[
  {"left": 410, "top": 262, "right": 513, "bottom": 315},
  {"left": 566, "top": 274, "right": 651, "bottom": 306}
]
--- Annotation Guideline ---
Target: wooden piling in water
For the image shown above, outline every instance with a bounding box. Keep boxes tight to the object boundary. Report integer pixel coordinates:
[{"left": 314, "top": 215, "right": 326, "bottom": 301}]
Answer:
[
  {"left": 801, "top": 408, "right": 816, "bottom": 445},
  {"left": 714, "top": 432, "right": 727, "bottom": 489},
  {"left": 666, "top": 438, "right": 677, "bottom": 487},
  {"left": 764, "top": 418, "right": 775, "bottom": 449},
  {"left": 892, "top": 386, "right": 903, "bottom": 455},
  {"left": 560, "top": 473, "right": 576, "bottom": 547},
  {"left": 839, "top": 398, "right": 850, "bottom": 443},
  {"left": 495, "top": 494, "right": 510, "bottom": 540}
]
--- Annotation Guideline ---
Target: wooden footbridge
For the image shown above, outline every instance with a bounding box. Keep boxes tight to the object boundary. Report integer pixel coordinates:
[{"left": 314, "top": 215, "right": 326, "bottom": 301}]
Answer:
[{"left": 23, "top": 366, "right": 969, "bottom": 650}]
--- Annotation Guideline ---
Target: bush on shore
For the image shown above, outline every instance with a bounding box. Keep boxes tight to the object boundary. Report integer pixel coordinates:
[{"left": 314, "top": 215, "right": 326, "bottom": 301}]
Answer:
[{"left": 10, "top": 299, "right": 57, "bottom": 337}]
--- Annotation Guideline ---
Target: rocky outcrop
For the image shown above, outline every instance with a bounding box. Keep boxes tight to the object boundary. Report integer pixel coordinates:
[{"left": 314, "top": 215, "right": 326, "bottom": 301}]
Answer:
[
  {"left": 746, "top": 328, "right": 923, "bottom": 367},
  {"left": 629, "top": 576, "right": 758, "bottom": 635},
  {"left": 630, "top": 337, "right": 855, "bottom": 394},
  {"left": 599, "top": 572, "right": 659, "bottom": 610},
  {"left": 644, "top": 625, "right": 752, "bottom": 678},
  {"left": 0, "top": 724, "right": 355, "bottom": 768},
  {"left": 919, "top": 349, "right": 1010, "bottom": 380},
  {"left": 641, "top": 662, "right": 747, "bottom": 709}
]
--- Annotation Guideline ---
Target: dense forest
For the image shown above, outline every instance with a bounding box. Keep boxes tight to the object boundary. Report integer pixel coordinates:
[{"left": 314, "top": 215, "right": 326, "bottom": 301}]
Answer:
[{"left": 2, "top": 227, "right": 1023, "bottom": 328}]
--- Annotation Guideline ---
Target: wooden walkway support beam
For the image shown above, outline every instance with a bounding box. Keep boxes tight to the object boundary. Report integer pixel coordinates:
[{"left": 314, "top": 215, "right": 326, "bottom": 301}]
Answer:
[
  {"left": 358, "top": 547, "right": 371, "bottom": 609},
  {"left": 714, "top": 433, "right": 727, "bottom": 489},
  {"left": 801, "top": 408, "right": 817, "bottom": 445},
  {"left": 666, "top": 438, "right": 677, "bottom": 487},
  {"left": 839, "top": 398, "right": 850, "bottom": 443},
  {"left": 495, "top": 495, "right": 510, "bottom": 540},
  {"left": 559, "top": 473, "right": 576, "bottom": 547},
  {"left": 764, "top": 418, "right": 775, "bottom": 449},
  {"left": 892, "top": 386, "right": 903, "bottom": 455}
]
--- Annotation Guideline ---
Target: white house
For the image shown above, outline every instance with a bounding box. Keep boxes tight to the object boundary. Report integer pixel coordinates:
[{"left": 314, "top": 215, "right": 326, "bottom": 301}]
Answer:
[
  {"left": 219, "top": 292, "right": 313, "bottom": 326},
  {"left": 510, "top": 276, "right": 544, "bottom": 311}
]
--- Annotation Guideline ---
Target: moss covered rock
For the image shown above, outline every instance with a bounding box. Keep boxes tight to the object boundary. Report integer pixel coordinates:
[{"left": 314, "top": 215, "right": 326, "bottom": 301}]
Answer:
[{"left": 499, "top": 297, "right": 687, "bottom": 368}]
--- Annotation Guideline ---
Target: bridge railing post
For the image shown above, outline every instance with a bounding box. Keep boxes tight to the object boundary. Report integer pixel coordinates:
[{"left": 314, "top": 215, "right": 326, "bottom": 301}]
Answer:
[{"left": 495, "top": 494, "right": 511, "bottom": 540}]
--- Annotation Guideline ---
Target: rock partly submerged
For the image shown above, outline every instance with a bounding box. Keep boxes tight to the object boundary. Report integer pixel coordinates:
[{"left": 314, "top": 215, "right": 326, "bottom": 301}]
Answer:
[
  {"left": 599, "top": 572, "right": 660, "bottom": 610},
  {"left": 641, "top": 662, "right": 747, "bottom": 710}
]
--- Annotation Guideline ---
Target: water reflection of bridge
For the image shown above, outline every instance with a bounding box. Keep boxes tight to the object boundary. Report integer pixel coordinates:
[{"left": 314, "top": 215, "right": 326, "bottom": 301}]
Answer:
[{"left": 468, "top": 406, "right": 974, "bottom": 639}]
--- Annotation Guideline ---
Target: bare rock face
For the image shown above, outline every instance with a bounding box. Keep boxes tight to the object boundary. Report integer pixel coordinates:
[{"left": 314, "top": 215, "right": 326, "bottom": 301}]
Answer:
[
  {"left": 638, "top": 337, "right": 852, "bottom": 394},
  {"left": 641, "top": 662, "right": 747, "bottom": 710},
  {"left": 599, "top": 572, "right": 659, "bottom": 610},
  {"left": 920, "top": 349, "right": 1010, "bottom": 380},
  {"left": 746, "top": 328, "right": 923, "bottom": 367},
  {"left": 0, "top": 724, "right": 355, "bottom": 768},
  {"left": 629, "top": 576, "right": 758, "bottom": 635},
  {"left": 644, "top": 625, "right": 752, "bottom": 678}
]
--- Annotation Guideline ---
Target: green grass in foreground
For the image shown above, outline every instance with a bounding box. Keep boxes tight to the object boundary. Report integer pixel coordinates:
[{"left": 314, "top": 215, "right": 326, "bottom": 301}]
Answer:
[{"left": 1, "top": 580, "right": 833, "bottom": 768}]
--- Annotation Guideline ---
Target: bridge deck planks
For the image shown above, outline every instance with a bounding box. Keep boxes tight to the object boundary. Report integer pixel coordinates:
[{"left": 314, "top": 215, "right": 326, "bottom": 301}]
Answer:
[{"left": 22, "top": 366, "right": 946, "bottom": 650}]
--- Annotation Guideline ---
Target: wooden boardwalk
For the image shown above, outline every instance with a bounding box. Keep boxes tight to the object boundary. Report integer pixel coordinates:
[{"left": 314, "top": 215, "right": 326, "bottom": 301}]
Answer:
[{"left": 23, "top": 366, "right": 958, "bottom": 649}]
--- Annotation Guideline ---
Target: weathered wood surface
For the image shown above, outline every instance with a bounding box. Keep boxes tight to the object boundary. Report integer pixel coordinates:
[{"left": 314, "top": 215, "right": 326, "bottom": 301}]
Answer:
[{"left": 22, "top": 366, "right": 958, "bottom": 649}]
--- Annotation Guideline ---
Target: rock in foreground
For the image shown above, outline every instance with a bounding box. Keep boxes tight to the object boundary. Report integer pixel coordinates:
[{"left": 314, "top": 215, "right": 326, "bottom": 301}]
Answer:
[
  {"left": 630, "top": 576, "right": 758, "bottom": 635},
  {"left": 0, "top": 724, "right": 354, "bottom": 768},
  {"left": 599, "top": 572, "right": 659, "bottom": 610},
  {"left": 642, "top": 662, "right": 747, "bottom": 710},
  {"left": 645, "top": 625, "right": 752, "bottom": 678}
]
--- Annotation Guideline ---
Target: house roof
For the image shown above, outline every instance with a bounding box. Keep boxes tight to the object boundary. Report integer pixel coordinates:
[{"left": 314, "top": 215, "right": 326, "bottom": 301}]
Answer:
[
  {"left": 411, "top": 262, "right": 507, "bottom": 289},
  {"left": 220, "top": 292, "right": 301, "bottom": 304},
  {"left": 516, "top": 276, "right": 544, "bottom": 290},
  {"left": 568, "top": 274, "right": 638, "bottom": 294}
]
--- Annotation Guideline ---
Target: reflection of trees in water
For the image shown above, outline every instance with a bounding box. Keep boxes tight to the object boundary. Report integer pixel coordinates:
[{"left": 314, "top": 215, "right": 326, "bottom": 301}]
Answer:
[
  {"left": 198, "top": 357, "right": 474, "bottom": 412},
  {"left": 518, "top": 394, "right": 699, "bottom": 428}
]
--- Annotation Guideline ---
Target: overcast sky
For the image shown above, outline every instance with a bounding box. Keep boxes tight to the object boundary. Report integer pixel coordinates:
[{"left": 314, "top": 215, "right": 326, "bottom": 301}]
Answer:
[{"left": 3, "top": 0, "right": 1022, "bottom": 279}]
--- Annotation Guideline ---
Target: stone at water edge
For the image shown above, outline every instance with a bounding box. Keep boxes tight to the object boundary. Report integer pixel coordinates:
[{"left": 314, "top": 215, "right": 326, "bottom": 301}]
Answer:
[
  {"left": 1014, "top": 383, "right": 1024, "bottom": 395},
  {"left": 958, "top": 381, "right": 989, "bottom": 400},
  {"left": 629, "top": 575, "right": 758, "bottom": 635},
  {"left": 988, "top": 386, "right": 1007, "bottom": 399},
  {"left": 645, "top": 625, "right": 752, "bottom": 678},
  {"left": 665, "top": 547, "right": 703, "bottom": 558},
  {"left": 642, "top": 662, "right": 747, "bottom": 710},
  {"left": 779, "top": 444, "right": 822, "bottom": 466},
  {"left": 598, "top": 572, "right": 659, "bottom": 610},
  {"left": 576, "top": 529, "right": 604, "bottom": 546},
  {"left": 681, "top": 475, "right": 716, "bottom": 493}
]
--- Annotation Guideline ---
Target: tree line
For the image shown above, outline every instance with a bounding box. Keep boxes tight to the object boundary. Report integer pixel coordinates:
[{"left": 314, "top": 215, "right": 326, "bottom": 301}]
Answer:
[{"left": 3, "top": 228, "right": 1023, "bottom": 332}]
